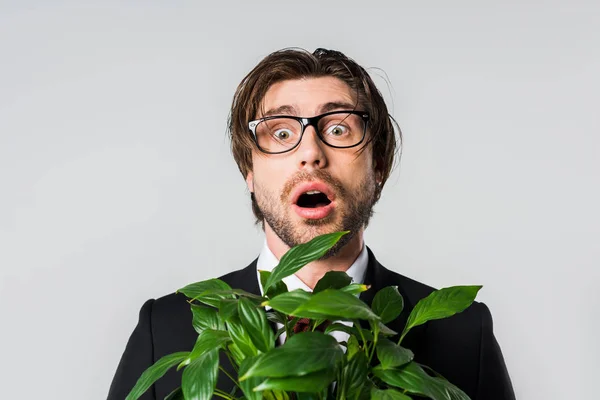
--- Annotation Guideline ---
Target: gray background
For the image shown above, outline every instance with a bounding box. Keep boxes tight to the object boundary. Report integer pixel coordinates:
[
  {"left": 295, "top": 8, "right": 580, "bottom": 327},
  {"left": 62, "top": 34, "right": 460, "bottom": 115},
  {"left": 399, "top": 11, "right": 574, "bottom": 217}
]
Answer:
[{"left": 1, "top": 1, "right": 598, "bottom": 399}]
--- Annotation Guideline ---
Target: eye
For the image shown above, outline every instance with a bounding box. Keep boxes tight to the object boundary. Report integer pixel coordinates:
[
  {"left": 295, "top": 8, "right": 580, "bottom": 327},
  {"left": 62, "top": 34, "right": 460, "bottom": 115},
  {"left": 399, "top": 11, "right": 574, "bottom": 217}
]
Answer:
[
  {"left": 274, "top": 129, "right": 293, "bottom": 140},
  {"left": 325, "top": 124, "right": 348, "bottom": 136}
]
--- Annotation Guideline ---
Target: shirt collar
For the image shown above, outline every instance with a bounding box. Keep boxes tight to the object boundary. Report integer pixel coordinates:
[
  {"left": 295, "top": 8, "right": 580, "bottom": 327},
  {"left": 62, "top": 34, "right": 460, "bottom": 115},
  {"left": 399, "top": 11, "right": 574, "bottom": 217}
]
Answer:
[{"left": 256, "top": 239, "right": 369, "bottom": 295}]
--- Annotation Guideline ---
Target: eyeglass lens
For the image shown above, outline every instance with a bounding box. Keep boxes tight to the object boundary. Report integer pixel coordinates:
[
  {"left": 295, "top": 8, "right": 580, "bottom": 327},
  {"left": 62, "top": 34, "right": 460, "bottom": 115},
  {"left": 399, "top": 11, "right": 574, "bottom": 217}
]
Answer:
[{"left": 255, "top": 112, "right": 365, "bottom": 153}]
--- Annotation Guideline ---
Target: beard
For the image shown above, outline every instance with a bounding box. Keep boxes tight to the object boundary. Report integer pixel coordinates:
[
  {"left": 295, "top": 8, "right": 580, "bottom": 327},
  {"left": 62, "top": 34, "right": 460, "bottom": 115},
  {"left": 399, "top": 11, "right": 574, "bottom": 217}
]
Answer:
[{"left": 252, "top": 169, "right": 380, "bottom": 259}]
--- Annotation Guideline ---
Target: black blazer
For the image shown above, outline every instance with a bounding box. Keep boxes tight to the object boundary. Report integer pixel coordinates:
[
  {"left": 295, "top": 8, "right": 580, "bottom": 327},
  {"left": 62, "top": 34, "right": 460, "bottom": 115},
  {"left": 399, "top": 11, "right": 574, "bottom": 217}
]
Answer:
[{"left": 107, "top": 248, "right": 516, "bottom": 400}]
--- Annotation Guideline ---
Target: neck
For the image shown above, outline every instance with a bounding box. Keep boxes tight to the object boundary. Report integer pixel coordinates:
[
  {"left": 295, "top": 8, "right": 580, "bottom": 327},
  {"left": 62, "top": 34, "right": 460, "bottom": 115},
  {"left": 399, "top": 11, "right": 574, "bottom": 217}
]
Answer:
[{"left": 265, "top": 223, "right": 365, "bottom": 289}]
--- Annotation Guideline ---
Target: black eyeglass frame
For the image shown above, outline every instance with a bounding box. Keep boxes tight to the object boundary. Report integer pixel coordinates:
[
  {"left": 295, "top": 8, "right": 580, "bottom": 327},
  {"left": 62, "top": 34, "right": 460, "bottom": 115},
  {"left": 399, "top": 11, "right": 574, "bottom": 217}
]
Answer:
[{"left": 248, "top": 110, "right": 370, "bottom": 154}]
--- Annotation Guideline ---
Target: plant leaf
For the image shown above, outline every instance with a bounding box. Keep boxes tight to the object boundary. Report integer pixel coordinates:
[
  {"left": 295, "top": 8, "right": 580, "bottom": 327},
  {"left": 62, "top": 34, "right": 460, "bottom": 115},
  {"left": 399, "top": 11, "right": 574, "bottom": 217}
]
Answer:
[
  {"left": 377, "top": 321, "right": 398, "bottom": 336},
  {"left": 241, "top": 332, "right": 343, "bottom": 379},
  {"left": 346, "top": 335, "right": 360, "bottom": 359},
  {"left": 372, "top": 286, "right": 404, "bottom": 324},
  {"left": 339, "top": 283, "right": 370, "bottom": 296},
  {"left": 238, "top": 356, "right": 263, "bottom": 400},
  {"left": 177, "top": 279, "right": 234, "bottom": 307},
  {"left": 226, "top": 316, "right": 258, "bottom": 358},
  {"left": 227, "top": 342, "right": 246, "bottom": 366},
  {"left": 263, "top": 390, "right": 291, "bottom": 400},
  {"left": 181, "top": 349, "right": 219, "bottom": 400},
  {"left": 340, "top": 350, "right": 368, "bottom": 398},
  {"left": 293, "top": 289, "right": 380, "bottom": 321},
  {"left": 253, "top": 368, "right": 336, "bottom": 393},
  {"left": 259, "top": 270, "right": 289, "bottom": 298},
  {"left": 400, "top": 286, "right": 481, "bottom": 342},
  {"left": 178, "top": 329, "right": 231, "bottom": 369},
  {"left": 164, "top": 387, "right": 185, "bottom": 400},
  {"left": 371, "top": 388, "right": 413, "bottom": 400},
  {"left": 238, "top": 297, "right": 275, "bottom": 353},
  {"left": 219, "top": 298, "right": 239, "bottom": 322},
  {"left": 313, "top": 271, "right": 352, "bottom": 293},
  {"left": 376, "top": 338, "right": 414, "bottom": 369},
  {"left": 264, "top": 231, "right": 348, "bottom": 292},
  {"left": 372, "top": 362, "right": 451, "bottom": 400},
  {"left": 264, "top": 289, "right": 311, "bottom": 315},
  {"left": 190, "top": 305, "right": 225, "bottom": 334},
  {"left": 125, "top": 352, "right": 189, "bottom": 400}
]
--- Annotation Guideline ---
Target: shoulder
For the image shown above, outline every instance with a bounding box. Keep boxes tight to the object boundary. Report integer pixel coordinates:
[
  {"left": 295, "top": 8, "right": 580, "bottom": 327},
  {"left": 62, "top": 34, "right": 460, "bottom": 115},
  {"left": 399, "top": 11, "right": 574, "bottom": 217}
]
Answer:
[{"left": 149, "top": 260, "right": 259, "bottom": 319}]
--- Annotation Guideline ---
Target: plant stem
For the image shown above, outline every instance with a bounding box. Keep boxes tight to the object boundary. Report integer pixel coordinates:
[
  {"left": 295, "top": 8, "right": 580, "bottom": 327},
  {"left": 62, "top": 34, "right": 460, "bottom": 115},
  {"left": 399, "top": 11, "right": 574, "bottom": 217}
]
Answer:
[
  {"left": 225, "top": 351, "right": 239, "bottom": 374},
  {"left": 219, "top": 366, "right": 241, "bottom": 390},
  {"left": 213, "top": 389, "right": 236, "bottom": 400},
  {"left": 369, "top": 322, "right": 380, "bottom": 363}
]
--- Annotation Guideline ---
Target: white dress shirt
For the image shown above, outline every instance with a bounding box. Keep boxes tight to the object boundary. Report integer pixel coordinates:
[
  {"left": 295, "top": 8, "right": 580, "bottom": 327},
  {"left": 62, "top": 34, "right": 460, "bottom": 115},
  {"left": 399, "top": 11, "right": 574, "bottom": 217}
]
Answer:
[{"left": 256, "top": 240, "right": 369, "bottom": 345}]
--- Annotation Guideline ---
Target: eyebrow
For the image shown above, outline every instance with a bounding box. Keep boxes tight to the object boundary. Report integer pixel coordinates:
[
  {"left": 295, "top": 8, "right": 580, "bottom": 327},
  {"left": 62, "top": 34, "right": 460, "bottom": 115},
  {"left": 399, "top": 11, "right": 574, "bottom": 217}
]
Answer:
[{"left": 261, "top": 101, "right": 359, "bottom": 118}]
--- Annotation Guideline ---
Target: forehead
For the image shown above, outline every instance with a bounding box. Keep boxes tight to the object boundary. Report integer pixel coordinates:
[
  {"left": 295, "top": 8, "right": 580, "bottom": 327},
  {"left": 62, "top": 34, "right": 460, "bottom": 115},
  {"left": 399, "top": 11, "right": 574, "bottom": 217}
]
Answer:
[{"left": 258, "top": 76, "right": 357, "bottom": 118}]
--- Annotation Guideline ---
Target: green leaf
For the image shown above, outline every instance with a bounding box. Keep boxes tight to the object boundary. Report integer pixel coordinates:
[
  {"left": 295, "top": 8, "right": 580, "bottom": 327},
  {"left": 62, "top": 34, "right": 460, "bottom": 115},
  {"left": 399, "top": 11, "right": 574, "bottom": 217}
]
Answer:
[
  {"left": 125, "top": 352, "right": 189, "bottom": 400},
  {"left": 216, "top": 288, "right": 266, "bottom": 301},
  {"left": 263, "top": 390, "right": 291, "bottom": 400},
  {"left": 264, "top": 231, "right": 348, "bottom": 292},
  {"left": 238, "top": 356, "right": 263, "bottom": 400},
  {"left": 376, "top": 338, "right": 414, "bottom": 369},
  {"left": 179, "top": 329, "right": 231, "bottom": 369},
  {"left": 401, "top": 286, "right": 481, "bottom": 342},
  {"left": 182, "top": 349, "right": 219, "bottom": 400},
  {"left": 339, "top": 283, "right": 370, "bottom": 296},
  {"left": 177, "top": 279, "right": 234, "bottom": 307},
  {"left": 219, "top": 298, "right": 239, "bottom": 322},
  {"left": 266, "top": 310, "right": 287, "bottom": 325},
  {"left": 340, "top": 350, "right": 368, "bottom": 398},
  {"left": 294, "top": 289, "right": 380, "bottom": 321},
  {"left": 259, "top": 270, "right": 289, "bottom": 298},
  {"left": 371, "top": 388, "right": 413, "bottom": 400},
  {"left": 190, "top": 305, "right": 225, "bottom": 334},
  {"left": 238, "top": 297, "right": 275, "bottom": 353},
  {"left": 253, "top": 368, "right": 336, "bottom": 393},
  {"left": 164, "top": 387, "right": 185, "bottom": 400},
  {"left": 313, "top": 271, "right": 352, "bottom": 293},
  {"left": 227, "top": 342, "right": 246, "bottom": 366},
  {"left": 377, "top": 321, "right": 398, "bottom": 336},
  {"left": 227, "top": 316, "right": 258, "bottom": 358},
  {"left": 241, "top": 332, "right": 344, "bottom": 379},
  {"left": 372, "top": 362, "right": 451, "bottom": 400},
  {"left": 264, "top": 289, "right": 311, "bottom": 315},
  {"left": 372, "top": 286, "right": 404, "bottom": 324},
  {"left": 346, "top": 335, "right": 360, "bottom": 359}
]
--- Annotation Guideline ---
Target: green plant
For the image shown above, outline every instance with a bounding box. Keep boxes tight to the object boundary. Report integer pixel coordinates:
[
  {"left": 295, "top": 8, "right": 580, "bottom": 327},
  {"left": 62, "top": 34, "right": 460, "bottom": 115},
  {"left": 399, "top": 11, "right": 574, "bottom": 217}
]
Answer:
[{"left": 126, "top": 231, "right": 481, "bottom": 400}]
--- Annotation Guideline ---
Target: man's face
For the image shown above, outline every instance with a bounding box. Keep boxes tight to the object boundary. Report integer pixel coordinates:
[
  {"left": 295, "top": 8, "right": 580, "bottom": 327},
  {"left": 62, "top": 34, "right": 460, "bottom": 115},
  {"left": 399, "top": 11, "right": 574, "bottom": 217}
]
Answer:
[{"left": 245, "top": 76, "right": 381, "bottom": 256}]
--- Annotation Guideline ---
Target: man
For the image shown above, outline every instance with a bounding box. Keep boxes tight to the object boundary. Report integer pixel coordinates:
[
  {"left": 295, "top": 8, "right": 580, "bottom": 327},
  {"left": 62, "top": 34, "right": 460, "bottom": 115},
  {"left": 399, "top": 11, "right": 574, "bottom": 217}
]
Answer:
[{"left": 107, "top": 48, "right": 516, "bottom": 400}]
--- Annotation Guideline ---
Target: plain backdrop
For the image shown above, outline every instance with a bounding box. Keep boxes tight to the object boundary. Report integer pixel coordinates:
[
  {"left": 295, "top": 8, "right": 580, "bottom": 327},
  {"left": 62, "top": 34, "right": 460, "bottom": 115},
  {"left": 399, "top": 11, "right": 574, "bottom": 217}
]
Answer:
[{"left": 1, "top": 1, "right": 598, "bottom": 399}]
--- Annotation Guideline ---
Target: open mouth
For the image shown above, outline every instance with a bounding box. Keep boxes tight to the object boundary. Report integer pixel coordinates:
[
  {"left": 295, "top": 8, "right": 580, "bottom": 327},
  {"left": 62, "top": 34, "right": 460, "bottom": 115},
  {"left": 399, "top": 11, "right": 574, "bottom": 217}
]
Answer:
[{"left": 296, "top": 190, "right": 332, "bottom": 208}]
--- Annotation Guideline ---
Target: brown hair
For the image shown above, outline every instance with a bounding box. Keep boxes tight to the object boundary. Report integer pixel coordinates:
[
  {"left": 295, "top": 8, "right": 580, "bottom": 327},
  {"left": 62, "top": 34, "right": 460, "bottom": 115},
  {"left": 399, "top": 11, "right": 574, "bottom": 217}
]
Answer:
[{"left": 227, "top": 47, "right": 402, "bottom": 224}]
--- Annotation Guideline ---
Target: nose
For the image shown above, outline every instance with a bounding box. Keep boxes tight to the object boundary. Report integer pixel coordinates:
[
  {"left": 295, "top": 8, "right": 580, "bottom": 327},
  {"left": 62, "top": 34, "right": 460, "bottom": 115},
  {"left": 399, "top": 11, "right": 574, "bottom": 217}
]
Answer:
[{"left": 296, "top": 125, "right": 328, "bottom": 170}]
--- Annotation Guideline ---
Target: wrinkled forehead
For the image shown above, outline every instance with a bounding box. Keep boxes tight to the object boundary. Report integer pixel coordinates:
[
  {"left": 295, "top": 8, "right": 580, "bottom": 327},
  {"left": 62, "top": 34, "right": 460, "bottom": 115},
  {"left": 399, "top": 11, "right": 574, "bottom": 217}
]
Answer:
[{"left": 256, "top": 76, "right": 361, "bottom": 119}]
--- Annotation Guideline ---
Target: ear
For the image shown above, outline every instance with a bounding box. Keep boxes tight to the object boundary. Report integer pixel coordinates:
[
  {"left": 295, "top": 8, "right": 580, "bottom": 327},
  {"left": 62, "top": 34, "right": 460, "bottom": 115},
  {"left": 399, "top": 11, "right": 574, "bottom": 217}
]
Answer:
[
  {"left": 373, "top": 157, "right": 383, "bottom": 184},
  {"left": 245, "top": 171, "right": 254, "bottom": 193}
]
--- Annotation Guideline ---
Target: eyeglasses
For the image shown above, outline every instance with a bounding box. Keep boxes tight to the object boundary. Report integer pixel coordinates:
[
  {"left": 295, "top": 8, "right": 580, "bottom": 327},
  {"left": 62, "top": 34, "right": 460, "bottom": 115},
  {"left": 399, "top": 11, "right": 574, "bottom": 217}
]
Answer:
[{"left": 248, "top": 110, "right": 370, "bottom": 154}]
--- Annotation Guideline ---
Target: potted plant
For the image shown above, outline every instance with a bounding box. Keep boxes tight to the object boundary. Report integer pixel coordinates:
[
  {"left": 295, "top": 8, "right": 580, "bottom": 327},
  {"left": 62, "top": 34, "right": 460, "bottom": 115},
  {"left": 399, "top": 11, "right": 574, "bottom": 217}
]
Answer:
[{"left": 126, "top": 231, "right": 480, "bottom": 400}]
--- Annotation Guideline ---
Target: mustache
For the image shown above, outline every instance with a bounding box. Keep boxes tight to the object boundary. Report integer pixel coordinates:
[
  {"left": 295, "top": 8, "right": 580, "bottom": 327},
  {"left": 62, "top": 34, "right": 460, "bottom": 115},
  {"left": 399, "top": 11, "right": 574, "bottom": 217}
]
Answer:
[{"left": 280, "top": 170, "right": 347, "bottom": 202}]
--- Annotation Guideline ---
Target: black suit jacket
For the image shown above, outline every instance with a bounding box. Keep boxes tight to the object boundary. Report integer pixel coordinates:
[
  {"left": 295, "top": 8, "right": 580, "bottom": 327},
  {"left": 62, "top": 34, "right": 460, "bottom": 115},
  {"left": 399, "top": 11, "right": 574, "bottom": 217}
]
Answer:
[{"left": 107, "top": 248, "right": 516, "bottom": 400}]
